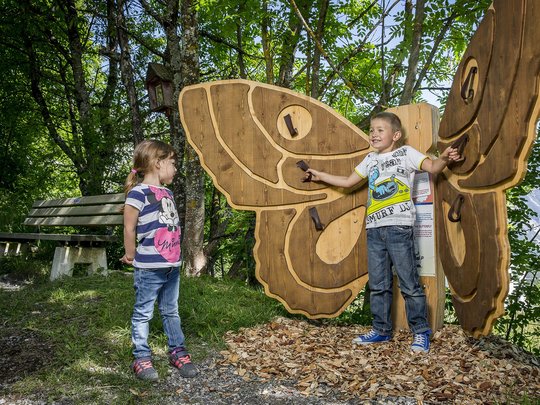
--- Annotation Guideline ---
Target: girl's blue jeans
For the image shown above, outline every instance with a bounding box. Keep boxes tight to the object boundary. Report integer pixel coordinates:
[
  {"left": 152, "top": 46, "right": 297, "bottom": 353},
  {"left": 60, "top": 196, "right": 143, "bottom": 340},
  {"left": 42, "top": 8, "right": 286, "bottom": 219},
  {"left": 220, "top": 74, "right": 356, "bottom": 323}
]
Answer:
[
  {"left": 131, "top": 266, "right": 186, "bottom": 359},
  {"left": 367, "top": 225, "right": 431, "bottom": 336}
]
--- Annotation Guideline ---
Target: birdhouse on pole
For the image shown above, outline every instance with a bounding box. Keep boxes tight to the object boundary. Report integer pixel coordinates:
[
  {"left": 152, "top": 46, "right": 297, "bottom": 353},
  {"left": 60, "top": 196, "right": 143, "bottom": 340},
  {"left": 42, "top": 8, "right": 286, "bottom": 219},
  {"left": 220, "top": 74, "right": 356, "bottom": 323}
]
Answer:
[{"left": 145, "top": 63, "right": 174, "bottom": 115}]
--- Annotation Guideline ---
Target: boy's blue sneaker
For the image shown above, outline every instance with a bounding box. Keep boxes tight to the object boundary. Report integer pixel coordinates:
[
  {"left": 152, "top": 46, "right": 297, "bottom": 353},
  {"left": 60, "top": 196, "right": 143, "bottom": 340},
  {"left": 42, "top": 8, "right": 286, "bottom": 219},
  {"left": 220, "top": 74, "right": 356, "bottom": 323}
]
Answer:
[
  {"left": 411, "top": 331, "right": 431, "bottom": 353},
  {"left": 352, "top": 330, "right": 391, "bottom": 345}
]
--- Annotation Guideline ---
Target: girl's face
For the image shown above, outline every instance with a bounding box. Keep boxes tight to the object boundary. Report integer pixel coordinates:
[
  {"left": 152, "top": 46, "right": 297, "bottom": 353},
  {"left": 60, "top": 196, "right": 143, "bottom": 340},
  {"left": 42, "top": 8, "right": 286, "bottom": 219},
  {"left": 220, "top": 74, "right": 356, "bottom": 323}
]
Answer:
[
  {"left": 369, "top": 118, "right": 401, "bottom": 153},
  {"left": 157, "top": 155, "right": 177, "bottom": 185}
]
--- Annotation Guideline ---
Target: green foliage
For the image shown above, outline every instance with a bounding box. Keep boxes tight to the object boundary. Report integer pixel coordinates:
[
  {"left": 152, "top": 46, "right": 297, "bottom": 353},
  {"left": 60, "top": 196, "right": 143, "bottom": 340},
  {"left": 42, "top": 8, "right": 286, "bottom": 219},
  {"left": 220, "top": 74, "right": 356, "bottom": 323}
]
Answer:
[{"left": 0, "top": 270, "right": 290, "bottom": 402}]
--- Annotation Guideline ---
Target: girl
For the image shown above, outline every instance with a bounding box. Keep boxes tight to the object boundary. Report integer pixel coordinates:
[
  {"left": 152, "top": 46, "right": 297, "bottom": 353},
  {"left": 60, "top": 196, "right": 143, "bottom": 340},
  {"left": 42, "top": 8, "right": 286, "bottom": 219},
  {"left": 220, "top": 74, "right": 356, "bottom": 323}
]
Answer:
[{"left": 122, "top": 139, "right": 197, "bottom": 381}]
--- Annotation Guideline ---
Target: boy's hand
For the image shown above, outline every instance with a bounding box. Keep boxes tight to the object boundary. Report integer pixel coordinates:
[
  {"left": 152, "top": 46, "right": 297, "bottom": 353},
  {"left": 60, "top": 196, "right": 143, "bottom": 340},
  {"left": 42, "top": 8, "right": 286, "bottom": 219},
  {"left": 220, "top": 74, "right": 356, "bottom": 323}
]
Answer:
[
  {"left": 305, "top": 168, "right": 322, "bottom": 182},
  {"left": 442, "top": 146, "right": 463, "bottom": 162}
]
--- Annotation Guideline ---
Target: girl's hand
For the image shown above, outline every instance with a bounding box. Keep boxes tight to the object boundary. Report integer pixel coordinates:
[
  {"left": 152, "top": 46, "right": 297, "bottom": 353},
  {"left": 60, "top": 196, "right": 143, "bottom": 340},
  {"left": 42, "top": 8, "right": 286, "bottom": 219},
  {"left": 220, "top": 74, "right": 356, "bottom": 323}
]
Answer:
[{"left": 120, "top": 254, "right": 134, "bottom": 265}]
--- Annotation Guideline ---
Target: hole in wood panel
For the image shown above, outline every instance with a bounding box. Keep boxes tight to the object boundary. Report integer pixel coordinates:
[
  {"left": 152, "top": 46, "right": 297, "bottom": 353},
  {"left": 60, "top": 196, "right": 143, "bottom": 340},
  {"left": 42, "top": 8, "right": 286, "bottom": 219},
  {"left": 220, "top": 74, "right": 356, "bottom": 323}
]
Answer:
[{"left": 277, "top": 105, "right": 312, "bottom": 140}]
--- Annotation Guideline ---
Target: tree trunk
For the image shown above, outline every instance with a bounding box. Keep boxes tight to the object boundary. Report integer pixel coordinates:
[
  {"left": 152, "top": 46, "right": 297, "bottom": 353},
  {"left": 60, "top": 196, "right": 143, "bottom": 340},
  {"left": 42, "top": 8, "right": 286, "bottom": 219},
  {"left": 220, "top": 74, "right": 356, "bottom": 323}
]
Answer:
[
  {"left": 399, "top": 0, "right": 426, "bottom": 105},
  {"left": 116, "top": 0, "right": 145, "bottom": 146},
  {"left": 179, "top": 0, "right": 205, "bottom": 277},
  {"left": 277, "top": 0, "right": 309, "bottom": 88},
  {"left": 261, "top": 0, "right": 274, "bottom": 83},
  {"left": 310, "top": 0, "right": 329, "bottom": 98}
]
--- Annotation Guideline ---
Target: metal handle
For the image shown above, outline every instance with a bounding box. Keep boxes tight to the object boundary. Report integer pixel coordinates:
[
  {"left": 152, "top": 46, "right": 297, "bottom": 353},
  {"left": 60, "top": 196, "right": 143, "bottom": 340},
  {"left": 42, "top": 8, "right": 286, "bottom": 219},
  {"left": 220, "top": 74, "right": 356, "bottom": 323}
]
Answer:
[
  {"left": 460, "top": 66, "right": 478, "bottom": 104},
  {"left": 309, "top": 207, "right": 324, "bottom": 231},
  {"left": 284, "top": 114, "right": 298, "bottom": 136},
  {"left": 448, "top": 194, "right": 465, "bottom": 223}
]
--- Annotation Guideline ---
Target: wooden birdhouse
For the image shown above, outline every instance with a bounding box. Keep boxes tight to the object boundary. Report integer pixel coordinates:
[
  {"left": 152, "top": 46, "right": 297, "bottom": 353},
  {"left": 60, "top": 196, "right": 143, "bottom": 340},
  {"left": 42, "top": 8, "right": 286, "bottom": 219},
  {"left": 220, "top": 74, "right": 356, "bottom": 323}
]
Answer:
[{"left": 145, "top": 63, "right": 174, "bottom": 114}]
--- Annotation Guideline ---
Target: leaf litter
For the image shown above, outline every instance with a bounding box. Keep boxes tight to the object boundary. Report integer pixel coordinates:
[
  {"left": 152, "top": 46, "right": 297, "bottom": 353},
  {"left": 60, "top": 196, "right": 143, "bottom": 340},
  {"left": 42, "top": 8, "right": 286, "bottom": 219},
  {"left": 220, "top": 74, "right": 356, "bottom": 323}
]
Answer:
[{"left": 219, "top": 317, "right": 540, "bottom": 403}]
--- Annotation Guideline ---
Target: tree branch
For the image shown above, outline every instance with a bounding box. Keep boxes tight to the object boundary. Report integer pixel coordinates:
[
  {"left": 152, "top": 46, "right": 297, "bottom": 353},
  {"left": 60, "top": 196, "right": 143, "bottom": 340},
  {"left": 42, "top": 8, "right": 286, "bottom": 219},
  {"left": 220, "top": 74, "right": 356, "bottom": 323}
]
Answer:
[{"left": 289, "top": 0, "right": 380, "bottom": 107}]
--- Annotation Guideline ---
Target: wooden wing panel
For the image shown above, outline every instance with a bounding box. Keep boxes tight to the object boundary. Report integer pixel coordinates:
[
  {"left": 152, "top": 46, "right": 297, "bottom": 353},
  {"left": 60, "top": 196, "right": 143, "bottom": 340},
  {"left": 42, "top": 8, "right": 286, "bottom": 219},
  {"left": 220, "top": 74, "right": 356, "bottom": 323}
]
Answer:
[
  {"left": 256, "top": 210, "right": 363, "bottom": 318},
  {"left": 287, "top": 191, "right": 368, "bottom": 289},
  {"left": 437, "top": 0, "right": 539, "bottom": 336},
  {"left": 180, "top": 79, "right": 371, "bottom": 317},
  {"left": 251, "top": 86, "right": 370, "bottom": 155},
  {"left": 180, "top": 85, "right": 327, "bottom": 208}
]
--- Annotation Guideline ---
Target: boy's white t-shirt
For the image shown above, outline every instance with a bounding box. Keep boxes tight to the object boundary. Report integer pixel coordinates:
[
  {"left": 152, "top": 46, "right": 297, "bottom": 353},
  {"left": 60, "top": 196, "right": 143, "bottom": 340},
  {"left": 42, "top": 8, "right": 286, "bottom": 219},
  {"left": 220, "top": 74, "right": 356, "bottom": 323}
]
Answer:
[{"left": 354, "top": 145, "right": 428, "bottom": 229}]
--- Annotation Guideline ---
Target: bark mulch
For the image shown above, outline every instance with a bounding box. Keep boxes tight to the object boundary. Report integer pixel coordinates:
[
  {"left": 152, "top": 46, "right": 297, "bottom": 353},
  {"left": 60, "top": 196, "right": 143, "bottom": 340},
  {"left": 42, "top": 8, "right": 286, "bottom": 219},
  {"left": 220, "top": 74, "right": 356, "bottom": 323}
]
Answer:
[{"left": 208, "top": 317, "right": 540, "bottom": 404}]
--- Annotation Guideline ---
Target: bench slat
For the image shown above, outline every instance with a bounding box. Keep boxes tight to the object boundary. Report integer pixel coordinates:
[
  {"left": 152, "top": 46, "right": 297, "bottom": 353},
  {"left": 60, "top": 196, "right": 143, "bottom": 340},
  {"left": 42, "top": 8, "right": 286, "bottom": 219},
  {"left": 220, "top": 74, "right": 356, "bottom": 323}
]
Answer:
[
  {"left": 26, "top": 203, "right": 123, "bottom": 218},
  {"left": 24, "top": 215, "right": 124, "bottom": 227},
  {"left": 0, "top": 232, "right": 117, "bottom": 242},
  {"left": 32, "top": 193, "right": 125, "bottom": 208}
]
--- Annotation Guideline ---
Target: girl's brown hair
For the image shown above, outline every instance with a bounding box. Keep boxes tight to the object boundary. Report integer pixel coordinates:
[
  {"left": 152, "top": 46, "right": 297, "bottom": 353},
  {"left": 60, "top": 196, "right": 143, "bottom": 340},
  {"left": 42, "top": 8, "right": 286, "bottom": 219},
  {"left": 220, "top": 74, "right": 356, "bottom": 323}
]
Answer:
[{"left": 124, "top": 139, "right": 177, "bottom": 195}]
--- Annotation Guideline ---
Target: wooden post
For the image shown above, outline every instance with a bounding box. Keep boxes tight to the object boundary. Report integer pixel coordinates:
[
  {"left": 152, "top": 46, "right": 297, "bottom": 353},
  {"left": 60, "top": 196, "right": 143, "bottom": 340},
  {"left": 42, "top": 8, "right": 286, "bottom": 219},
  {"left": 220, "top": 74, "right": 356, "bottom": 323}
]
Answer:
[{"left": 388, "top": 103, "right": 445, "bottom": 332}]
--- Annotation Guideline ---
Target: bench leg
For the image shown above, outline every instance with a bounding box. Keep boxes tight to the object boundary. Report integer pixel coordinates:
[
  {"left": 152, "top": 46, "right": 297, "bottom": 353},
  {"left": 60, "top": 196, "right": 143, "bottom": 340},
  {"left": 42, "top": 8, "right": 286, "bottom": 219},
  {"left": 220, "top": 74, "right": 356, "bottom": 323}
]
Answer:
[
  {"left": 50, "top": 247, "right": 108, "bottom": 281},
  {"left": 0, "top": 242, "right": 29, "bottom": 257}
]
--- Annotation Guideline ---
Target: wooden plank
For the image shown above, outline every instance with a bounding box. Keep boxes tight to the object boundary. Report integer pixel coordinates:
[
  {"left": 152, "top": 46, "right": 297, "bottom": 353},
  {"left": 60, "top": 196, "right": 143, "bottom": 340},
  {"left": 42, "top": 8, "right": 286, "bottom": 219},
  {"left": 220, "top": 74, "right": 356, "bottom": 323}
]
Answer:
[
  {"left": 32, "top": 193, "right": 125, "bottom": 208},
  {"left": 26, "top": 203, "right": 123, "bottom": 218},
  {"left": 392, "top": 273, "right": 445, "bottom": 332},
  {"left": 0, "top": 232, "right": 117, "bottom": 242},
  {"left": 23, "top": 215, "right": 123, "bottom": 227},
  {"left": 210, "top": 83, "right": 283, "bottom": 182},
  {"left": 251, "top": 85, "right": 370, "bottom": 155},
  {"left": 0, "top": 232, "right": 43, "bottom": 241}
]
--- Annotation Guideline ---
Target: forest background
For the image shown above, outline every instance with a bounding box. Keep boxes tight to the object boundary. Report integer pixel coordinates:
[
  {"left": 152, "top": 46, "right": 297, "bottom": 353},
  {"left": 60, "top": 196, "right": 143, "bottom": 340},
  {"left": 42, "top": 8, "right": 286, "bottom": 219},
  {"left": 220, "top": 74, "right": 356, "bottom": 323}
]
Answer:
[{"left": 0, "top": 0, "right": 538, "bottom": 353}]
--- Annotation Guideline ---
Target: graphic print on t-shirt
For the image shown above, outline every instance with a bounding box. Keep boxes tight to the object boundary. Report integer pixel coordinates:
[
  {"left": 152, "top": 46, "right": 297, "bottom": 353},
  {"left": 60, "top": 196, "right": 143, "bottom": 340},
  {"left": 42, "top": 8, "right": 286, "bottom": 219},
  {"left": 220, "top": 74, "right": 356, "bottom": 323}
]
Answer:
[
  {"left": 365, "top": 153, "right": 412, "bottom": 226},
  {"left": 148, "top": 186, "right": 181, "bottom": 263}
]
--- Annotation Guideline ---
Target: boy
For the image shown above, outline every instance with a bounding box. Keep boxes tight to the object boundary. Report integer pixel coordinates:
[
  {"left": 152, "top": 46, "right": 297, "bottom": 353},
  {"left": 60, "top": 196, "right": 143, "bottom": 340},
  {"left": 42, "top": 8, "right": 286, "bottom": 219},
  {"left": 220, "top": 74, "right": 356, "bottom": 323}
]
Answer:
[{"left": 306, "top": 112, "right": 460, "bottom": 353}]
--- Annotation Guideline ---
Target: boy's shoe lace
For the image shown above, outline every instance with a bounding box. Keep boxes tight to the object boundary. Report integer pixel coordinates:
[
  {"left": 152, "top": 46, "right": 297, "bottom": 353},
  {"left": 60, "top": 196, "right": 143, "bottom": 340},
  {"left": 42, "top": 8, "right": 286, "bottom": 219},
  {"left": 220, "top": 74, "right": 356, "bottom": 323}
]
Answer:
[
  {"left": 411, "top": 331, "right": 431, "bottom": 353},
  {"left": 169, "top": 348, "right": 198, "bottom": 378},
  {"left": 132, "top": 358, "right": 159, "bottom": 381},
  {"left": 352, "top": 329, "right": 391, "bottom": 345}
]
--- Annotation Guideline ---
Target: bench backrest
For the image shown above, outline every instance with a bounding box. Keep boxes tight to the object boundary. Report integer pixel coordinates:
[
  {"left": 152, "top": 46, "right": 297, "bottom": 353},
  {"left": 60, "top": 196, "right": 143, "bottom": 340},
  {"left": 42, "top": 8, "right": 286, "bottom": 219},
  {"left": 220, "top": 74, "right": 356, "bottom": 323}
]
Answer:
[{"left": 24, "top": 193, "right": 126, "bottom": 227}]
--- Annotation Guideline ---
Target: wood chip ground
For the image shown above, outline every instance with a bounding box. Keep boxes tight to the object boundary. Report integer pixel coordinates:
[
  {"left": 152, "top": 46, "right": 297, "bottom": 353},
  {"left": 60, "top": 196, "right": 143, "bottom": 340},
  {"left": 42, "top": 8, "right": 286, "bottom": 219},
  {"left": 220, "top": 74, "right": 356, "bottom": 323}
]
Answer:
[{"left": 219, "top": 317, "right": 539, "bottom": 403}]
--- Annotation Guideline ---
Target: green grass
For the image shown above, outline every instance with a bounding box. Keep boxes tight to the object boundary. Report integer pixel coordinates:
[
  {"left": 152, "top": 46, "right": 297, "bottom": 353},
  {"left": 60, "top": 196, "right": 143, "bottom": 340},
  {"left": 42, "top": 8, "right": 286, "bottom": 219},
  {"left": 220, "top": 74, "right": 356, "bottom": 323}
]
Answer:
[{"left": 0, "top": 262, "right": 291, "bottom": 403}]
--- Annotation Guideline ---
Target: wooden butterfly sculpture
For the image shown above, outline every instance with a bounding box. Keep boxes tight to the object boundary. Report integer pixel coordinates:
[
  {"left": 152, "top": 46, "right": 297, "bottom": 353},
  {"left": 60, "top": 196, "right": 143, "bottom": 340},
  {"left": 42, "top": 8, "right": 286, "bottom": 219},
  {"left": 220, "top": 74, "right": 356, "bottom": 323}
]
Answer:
[{"left": 179, "top": 0, "right": 540, "bottom": 337}]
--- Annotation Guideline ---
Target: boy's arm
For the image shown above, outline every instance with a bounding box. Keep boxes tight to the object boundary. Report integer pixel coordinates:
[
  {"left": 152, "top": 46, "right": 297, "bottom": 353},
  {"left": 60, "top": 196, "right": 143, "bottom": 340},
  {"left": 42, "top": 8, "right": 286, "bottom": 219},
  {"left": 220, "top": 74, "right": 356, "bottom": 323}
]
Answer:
[
  {"left": 306, "top": 168, "right": 363, "bottom": 188},
  {"left": 421, "top": 147, "right": 461, "bottom": 174}
]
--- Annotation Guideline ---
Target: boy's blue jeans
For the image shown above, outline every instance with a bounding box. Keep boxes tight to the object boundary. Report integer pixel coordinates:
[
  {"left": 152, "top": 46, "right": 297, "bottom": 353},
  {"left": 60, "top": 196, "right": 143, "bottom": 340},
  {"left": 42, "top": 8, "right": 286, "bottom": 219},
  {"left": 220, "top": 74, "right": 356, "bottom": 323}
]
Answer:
[
  {"left": 131, "top": 266, "right": 186, "bottom": 359},
  {"left": 367, "top": 225, "right": 430, "bottom": 336}
]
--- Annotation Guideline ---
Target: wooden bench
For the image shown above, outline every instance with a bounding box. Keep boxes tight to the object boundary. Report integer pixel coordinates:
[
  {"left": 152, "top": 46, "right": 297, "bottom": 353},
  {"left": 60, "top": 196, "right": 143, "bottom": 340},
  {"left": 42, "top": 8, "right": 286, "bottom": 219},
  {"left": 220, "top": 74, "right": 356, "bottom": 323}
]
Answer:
[{"left": 0, "top": 193, "right": 125, "bottom": 280}]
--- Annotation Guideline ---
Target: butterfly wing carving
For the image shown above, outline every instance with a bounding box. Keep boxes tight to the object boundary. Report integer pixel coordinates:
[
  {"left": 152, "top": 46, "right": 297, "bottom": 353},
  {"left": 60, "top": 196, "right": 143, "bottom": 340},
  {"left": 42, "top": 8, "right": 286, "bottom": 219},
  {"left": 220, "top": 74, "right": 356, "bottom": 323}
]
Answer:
[
  {"left": 437, "top": 0, "right": 540, "bottom": 337},
  {"left": 179, "top": 80, "right": 371, "bottom": 317}
]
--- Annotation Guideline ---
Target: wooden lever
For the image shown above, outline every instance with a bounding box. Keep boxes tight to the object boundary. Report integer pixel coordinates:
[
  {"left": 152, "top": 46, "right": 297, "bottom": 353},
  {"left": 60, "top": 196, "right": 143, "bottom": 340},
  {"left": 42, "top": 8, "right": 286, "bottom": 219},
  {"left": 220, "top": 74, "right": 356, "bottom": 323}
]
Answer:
[
  {"left": 296, "top": 160, "right": 312, "bottom": 182},
  {"left": 284, "top": 114, "right": 298, "bottom": 136},
  {"left": 460, "top": 66, "right": 477, "bottom": 104},
  {"left": 309, "top": 207, "right": 324, "bottom": 231},
  {"left": 448, "top": 194, "right": 465, "bottom": 222}
]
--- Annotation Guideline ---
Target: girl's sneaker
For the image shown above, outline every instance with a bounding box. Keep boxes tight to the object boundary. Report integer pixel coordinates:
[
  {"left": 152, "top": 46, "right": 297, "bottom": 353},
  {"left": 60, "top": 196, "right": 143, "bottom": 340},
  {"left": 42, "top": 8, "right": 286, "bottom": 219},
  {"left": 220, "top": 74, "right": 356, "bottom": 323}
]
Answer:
[
  {"left": 411, "top": 331, "right": 431, "bottom": 353},
  {"left": 132, "top": 358, "right": 159, "bottom": 381},
  {"left": 169, "top": 348, "right": 198, "bottom": 378},
  {"left": 352, "top": 329, "right": 391, "bottom": 344}
]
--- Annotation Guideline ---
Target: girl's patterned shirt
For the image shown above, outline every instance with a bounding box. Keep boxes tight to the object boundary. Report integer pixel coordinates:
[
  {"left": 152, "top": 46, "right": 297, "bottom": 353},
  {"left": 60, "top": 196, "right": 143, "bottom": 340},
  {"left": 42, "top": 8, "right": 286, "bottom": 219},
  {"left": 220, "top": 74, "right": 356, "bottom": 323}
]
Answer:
[{"left": 125, "top": 184, "right": 182, "bottom": 268}]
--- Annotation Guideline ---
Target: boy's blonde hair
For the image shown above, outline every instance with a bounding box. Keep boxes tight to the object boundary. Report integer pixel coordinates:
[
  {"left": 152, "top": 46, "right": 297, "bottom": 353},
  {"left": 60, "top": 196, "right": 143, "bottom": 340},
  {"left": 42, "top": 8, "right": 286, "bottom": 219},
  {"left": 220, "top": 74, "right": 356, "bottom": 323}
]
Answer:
[
  {"left": 371, "top": 111, "right": 406, "bottom": 148},
  {"left": 124, "top": 139, "right": 177, "bottom": 194}
]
